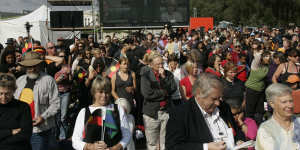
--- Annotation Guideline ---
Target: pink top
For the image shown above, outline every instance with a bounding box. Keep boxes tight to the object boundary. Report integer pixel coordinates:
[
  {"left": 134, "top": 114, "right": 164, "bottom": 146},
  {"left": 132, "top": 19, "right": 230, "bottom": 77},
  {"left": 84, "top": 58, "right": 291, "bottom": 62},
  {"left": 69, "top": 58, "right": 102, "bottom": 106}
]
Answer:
[
  {"left": 244, "top": 117, "right": 257, "bottom": 150},
  {"left": 244, "top": 117, "right": 258, "bottom": 140}
]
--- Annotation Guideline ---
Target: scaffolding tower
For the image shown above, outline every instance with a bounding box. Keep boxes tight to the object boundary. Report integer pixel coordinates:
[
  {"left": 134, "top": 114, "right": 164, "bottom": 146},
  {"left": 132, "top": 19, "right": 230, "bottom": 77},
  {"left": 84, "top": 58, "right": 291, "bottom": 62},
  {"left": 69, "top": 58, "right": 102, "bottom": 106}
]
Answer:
[{"left": 47, "top": 0, "right": 99, "bottom": 41}]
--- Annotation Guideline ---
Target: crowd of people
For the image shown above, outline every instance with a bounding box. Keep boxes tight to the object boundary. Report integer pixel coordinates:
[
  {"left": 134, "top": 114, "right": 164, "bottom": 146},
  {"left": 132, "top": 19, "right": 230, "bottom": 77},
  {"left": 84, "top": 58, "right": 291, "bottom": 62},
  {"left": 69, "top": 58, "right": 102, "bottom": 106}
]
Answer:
[{"left": 0, "top": 25, "right": 300, "bottom": 150}]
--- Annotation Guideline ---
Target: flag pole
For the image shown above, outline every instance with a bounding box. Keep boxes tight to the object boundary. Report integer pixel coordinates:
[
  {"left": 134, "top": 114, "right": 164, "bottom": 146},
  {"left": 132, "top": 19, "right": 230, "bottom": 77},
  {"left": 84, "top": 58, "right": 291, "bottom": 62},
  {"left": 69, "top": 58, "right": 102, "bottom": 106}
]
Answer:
[
  {"left": 25, "top": 22, "right": 33, "bottom": 50},
  {"left": 101, "top": 107, "right": 106, "bottom": 141}
]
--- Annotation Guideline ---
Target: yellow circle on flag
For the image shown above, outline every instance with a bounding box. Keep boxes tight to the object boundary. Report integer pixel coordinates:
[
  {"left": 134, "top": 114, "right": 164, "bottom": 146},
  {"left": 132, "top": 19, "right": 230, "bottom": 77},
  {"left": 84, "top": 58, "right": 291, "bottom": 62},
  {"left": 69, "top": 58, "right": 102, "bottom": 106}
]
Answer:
[
  {"left": 111, "top": 66, "right": 117, "bottom": 72},
  {"left": 78, "top": 73, "right": 83, "bottom": 78}
]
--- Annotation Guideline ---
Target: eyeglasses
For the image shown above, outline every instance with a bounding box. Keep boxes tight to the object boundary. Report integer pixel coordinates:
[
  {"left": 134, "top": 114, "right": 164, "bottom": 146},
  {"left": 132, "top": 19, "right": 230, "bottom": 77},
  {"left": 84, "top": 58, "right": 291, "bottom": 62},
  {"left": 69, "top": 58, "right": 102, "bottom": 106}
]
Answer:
[
  {"left": 291, "top": 55, "right": 299, "bottom": 58},
  {"left": 48, "top": 46, "right": 55, "bottom": 49}
]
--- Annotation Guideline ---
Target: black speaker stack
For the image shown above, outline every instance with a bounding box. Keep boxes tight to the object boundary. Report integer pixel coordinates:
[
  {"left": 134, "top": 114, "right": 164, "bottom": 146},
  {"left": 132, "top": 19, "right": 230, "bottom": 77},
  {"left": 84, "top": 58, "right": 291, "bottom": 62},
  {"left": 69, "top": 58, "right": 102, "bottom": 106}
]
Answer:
[{"left": 50, "top": 11, "right": 83, "bottom": 28}]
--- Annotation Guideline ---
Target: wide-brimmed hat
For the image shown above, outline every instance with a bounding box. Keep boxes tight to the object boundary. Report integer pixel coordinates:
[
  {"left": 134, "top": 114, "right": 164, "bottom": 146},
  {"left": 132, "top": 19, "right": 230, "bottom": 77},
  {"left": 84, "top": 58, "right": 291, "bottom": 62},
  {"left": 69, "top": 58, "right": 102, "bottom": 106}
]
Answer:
[
  {"left": 19, "top": 51, "right": 43, "bottom": 67},
  {"left": 5, "top": 38, "right": 14, "bottom": 44}
]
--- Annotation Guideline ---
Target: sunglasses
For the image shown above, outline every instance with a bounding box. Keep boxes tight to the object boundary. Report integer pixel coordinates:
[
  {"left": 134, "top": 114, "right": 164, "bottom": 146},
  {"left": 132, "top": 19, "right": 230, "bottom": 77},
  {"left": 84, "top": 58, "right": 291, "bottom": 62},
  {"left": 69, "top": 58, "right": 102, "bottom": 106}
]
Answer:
[
  {"left": 232, "top": 111, "right": 242, "bottom": 116},
  {"left": 48, "top": 46, "right": 55, "bottom": 49}
]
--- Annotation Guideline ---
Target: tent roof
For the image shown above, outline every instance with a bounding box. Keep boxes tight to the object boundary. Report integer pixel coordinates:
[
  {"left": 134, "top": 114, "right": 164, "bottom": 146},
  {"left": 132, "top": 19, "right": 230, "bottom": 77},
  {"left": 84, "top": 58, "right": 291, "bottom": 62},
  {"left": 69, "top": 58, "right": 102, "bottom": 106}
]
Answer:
[
  {"left": 0, "top": 5, "right": 49, "bottom": 45},
  {"left": 0, "top": 5, "right": 48, "bottom": 22}
]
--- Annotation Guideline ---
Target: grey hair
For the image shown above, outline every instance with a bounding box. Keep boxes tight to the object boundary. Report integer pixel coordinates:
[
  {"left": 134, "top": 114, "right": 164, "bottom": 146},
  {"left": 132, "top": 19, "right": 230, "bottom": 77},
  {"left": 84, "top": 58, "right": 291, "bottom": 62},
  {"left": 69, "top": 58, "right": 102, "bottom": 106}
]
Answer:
[
  {"left": 192, "top": 73, "right": 223, "bottom": 98},
  {"left": 115, "top": 98, "right": 131, "bottom": 114},
  {"left": 0, "top": 73, "right": 17, "bottom": 91},
  {"left": 265, "top": 83, "right": 292, "bottom": 102}
]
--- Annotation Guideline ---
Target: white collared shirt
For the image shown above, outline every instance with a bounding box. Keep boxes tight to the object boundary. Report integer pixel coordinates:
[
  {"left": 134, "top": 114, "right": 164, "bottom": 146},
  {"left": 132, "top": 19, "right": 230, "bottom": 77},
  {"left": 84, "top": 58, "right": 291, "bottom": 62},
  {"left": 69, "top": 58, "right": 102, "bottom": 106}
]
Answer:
[{"left": 195, "top": 99, "right": 230, "bottom": 150}]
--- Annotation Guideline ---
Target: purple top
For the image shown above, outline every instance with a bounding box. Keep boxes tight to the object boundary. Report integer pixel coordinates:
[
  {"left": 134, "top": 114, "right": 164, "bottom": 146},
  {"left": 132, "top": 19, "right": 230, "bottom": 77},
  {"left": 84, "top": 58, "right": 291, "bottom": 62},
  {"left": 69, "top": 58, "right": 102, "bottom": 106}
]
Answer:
[{"left": 267, "top": 62, "right": 279, "bottom": 84}]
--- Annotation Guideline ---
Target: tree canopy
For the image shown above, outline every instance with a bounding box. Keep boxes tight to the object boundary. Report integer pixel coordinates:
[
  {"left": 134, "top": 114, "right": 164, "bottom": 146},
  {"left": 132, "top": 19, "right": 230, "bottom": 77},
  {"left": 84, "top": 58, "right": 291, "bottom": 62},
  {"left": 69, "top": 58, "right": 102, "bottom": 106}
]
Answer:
[{"left": 190, "top": 0, "right": 300, "bottom": 27}]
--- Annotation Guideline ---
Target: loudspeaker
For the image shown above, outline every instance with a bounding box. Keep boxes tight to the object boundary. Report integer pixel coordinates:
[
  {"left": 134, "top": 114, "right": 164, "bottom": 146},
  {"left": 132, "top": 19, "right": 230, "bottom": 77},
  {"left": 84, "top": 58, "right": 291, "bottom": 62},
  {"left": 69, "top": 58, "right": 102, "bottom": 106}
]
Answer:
[{"left": 50, "top": 11, "right": 83, "bottom": 28}]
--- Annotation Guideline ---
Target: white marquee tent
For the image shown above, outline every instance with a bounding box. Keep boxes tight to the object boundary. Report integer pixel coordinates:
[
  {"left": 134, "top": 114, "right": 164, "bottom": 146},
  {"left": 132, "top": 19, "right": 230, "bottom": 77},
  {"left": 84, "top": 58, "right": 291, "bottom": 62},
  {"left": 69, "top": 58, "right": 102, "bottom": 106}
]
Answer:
[{"left": 0, "top": 5, "right": 77, "bottom": 47}]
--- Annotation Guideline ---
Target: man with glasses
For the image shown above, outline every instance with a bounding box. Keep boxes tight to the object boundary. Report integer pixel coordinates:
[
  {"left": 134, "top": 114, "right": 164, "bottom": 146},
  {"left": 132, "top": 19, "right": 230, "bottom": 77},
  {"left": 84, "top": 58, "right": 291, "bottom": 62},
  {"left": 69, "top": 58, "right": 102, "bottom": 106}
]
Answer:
[
  {"left": 14, "top": 52, "right": 60, "bottom": 150},
  {"left": 166, "top": 73, "right": 244, "bottom": 150}
]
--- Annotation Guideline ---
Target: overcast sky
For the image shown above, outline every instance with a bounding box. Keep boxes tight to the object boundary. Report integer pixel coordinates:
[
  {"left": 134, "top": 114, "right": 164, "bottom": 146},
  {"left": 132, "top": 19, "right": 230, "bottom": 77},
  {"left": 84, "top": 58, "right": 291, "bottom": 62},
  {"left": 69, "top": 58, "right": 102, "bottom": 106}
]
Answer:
[
  {"left": 0, "top": 0, "right": 46, "bottom": 13},
  {"left": 0, "top": 0, "right": 93, "bottom": 13}
]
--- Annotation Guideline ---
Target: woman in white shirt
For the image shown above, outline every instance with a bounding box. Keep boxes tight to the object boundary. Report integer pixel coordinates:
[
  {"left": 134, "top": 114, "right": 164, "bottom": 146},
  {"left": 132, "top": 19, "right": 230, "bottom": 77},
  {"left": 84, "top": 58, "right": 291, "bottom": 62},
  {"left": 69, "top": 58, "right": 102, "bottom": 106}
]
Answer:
[
  {"left": 72, "top": 77, "right": 131, "bottom": 150},
  {"left": 256, "top": 83, "right": 300, "bottom": 150}
]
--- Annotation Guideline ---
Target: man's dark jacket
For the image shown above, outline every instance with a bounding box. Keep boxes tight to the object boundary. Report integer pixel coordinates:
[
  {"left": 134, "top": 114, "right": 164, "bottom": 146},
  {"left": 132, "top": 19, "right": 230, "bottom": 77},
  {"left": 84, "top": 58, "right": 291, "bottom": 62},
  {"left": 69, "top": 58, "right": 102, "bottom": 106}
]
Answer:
[{"left": 166, "top": 97, "right": 245, "bottom": 150}]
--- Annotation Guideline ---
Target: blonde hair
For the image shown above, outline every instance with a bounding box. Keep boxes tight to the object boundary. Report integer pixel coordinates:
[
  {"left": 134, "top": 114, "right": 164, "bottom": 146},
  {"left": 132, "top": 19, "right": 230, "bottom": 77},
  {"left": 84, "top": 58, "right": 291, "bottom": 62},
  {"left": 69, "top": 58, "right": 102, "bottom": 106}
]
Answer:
[
  {"left": 185, "top": 60, "right": 197, "bottom": 75},
  {"left": 143, "top": 51, "right": 162, "bottom": 65},
  {"left": 142, "top": 53, "right": 151, "bottom": 65},
  {"left": 148, "top": 51, "right": 162, "bottom": 63},
  {"left": 90, "top": 76, "right": 111, "bottom": 96}
]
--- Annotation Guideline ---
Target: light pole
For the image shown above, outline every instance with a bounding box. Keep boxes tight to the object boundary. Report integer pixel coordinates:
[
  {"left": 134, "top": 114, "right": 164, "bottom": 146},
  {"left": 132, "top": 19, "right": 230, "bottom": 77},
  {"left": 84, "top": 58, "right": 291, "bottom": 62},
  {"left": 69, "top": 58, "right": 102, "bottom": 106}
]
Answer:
[
  {"left": 193, "top": 7, "right": 197, "bottom": 17},
  {"left": 25, "top": 22, "right": 33, "bottom": 42}
]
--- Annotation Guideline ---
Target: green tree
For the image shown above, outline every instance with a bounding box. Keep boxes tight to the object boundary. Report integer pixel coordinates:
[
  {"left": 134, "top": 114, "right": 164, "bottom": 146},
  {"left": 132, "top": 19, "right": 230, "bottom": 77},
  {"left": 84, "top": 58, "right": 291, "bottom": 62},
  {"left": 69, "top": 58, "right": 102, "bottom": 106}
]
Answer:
[{"left": 189, "top": 0, "right": 300, "bottom": 26}]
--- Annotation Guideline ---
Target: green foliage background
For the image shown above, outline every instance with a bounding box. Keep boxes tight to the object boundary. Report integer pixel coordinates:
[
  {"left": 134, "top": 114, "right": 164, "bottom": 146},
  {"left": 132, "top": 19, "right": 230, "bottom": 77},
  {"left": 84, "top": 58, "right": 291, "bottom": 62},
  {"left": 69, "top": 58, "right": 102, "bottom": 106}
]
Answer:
[{"left": 190, "top": 0, "right": 300, "bottom": 27}]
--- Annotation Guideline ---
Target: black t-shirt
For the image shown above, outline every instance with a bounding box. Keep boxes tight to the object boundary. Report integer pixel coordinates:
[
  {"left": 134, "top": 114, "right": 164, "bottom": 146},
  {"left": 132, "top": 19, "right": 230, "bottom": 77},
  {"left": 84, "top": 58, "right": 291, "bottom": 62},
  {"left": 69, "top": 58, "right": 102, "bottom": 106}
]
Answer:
[
  {"left": 222, "top": 78, "right": 245, "bottom": 102},
  {"left": 25, "top": 77, "right": 37, "bottom": 89},
  {"left": 126, "top": 46, "right": 146, "bottom": 73}
]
